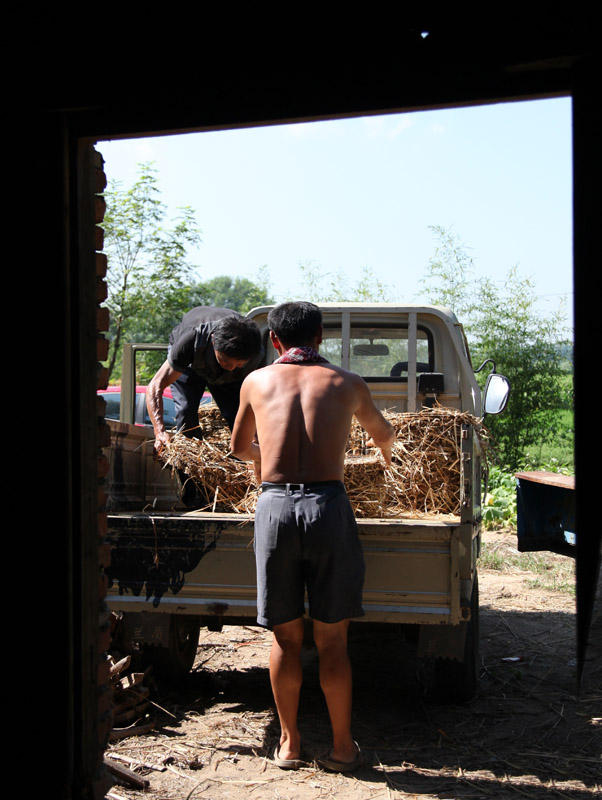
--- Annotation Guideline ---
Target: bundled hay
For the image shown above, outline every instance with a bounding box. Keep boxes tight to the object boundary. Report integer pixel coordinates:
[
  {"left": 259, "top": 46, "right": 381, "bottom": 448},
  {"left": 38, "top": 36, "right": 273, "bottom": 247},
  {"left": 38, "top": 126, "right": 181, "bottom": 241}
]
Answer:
[
  {"left": 160, "top": 404, "right": 489, "bottom": 518},
  {"left": 344, "top": 455, "right": 387, "bottom": 517},
  {"left": 384, "top": 408, "right": 482, "bottom": 516},
  {"left": 161, "top": 406, "right": 259, "bottom": 513},
  {"left": 347, "top": 407, "right": 489, "bottom": 516},
  {"left": 348, "top": 407, "right": 489, "bottom": 517},
  {"left": 194, "top": 404, "right": 232, "bottom": 446}
]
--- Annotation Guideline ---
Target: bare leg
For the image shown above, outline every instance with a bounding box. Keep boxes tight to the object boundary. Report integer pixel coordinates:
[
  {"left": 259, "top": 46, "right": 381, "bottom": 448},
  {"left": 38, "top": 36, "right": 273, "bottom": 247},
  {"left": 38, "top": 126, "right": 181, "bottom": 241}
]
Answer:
[
  {"left": 313, "top": 618, "right": 359, "bottom": 763},
  {"left": 270, "top": 617, "right": 305, "bottom": 760}
]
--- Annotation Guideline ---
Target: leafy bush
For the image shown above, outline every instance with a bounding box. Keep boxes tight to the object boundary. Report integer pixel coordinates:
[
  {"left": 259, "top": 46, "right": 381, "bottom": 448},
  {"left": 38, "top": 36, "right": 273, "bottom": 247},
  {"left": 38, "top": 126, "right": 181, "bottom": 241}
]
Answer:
[
  {"left": 482, "top": 460, "right": 574, "bottom": 530},
  {"left": 483, "top": 466, "right": 517, "bottom": 529},
  {"left": 518, "top": 453, "right": 574, "bottom": 475}
]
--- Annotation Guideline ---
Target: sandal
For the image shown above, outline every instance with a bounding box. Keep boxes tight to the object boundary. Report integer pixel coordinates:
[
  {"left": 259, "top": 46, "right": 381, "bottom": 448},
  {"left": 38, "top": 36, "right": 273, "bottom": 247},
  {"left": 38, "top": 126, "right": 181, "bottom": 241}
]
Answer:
[
  {"left": 272, "top": 745, "right": 305, "bottom": 770},
  {"left": 318, "top": 741, "right": 363, "bottom": 773}
]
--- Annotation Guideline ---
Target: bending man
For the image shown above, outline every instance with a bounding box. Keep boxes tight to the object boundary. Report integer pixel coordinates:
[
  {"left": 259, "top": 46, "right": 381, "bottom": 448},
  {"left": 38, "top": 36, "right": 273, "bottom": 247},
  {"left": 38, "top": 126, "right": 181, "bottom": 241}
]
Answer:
[
  {"left": 146, "top": 306, "right": 263, "bottom": 455},
  {"left": 231, "top": 301, "right": 394, "bottom": 771}
]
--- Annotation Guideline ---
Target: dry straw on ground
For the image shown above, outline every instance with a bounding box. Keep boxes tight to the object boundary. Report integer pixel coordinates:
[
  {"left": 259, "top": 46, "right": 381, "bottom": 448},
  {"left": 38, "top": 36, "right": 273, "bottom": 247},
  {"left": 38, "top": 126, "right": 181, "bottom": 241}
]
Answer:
[{"left": 160, "top": 405, "right": 489, "bottom": 518}]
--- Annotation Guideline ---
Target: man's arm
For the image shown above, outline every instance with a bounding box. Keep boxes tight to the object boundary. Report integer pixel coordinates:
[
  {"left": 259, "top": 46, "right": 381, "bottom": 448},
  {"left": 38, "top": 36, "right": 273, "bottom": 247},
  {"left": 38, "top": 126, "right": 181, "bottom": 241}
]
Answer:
[
  {"left": 146, "top": 360, "right": 182, "bottom": 455},
  {"left": 353, "top": 377, "right": 395, "bottom": 464},
  {"left": 231, "top": 378, "right": 261, "bottom": 473}
]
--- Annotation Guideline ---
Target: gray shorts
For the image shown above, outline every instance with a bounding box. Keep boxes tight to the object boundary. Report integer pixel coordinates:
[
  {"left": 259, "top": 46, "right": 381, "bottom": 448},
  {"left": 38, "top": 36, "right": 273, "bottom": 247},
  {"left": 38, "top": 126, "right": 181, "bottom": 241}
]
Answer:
[{"left": 254, "top": 481, "right": 365, "bottom": 628}]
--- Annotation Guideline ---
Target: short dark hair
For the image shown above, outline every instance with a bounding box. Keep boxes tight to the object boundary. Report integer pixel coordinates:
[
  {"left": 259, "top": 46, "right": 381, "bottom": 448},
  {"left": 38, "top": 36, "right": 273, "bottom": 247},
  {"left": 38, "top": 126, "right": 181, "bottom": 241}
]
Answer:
[
  {"left": 267, "top": 302, "right": 322, "bottom": 346},
  {"left": 212, "top": 315, "right": 262, "bottom": 359}
]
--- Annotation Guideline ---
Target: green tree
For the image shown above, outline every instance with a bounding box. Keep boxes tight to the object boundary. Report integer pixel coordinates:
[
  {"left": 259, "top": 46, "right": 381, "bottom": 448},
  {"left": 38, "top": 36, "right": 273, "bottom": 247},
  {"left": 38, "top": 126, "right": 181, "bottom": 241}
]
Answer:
[
  {"left": 422, "top": 227, "right": 572, "bottom": 470},
  {"left": 102, "top": 163, "right": 202, "bottom": 381},
  {"left": 190, "top": 269, "right": 274, "bottom": 313}
]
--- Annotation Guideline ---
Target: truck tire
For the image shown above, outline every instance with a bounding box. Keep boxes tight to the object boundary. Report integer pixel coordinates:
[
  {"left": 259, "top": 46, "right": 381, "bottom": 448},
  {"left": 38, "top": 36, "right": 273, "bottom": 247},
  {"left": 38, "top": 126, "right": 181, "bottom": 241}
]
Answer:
[
  {"left": 143, "top": 615, "right": 202, "bottom": 682},
  {"left": 434, "top": 574, "right": 480, "bottom": 702},
  {"left": 112, "top": 612, "right": 201, "bottom": 682}
]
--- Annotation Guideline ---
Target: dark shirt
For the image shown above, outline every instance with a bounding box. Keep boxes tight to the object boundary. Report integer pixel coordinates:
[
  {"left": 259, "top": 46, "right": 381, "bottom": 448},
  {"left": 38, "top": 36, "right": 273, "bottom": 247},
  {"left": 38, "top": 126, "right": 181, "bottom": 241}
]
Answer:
[{"left": 168, "top": 307, "right": 263, "bottom": 385}]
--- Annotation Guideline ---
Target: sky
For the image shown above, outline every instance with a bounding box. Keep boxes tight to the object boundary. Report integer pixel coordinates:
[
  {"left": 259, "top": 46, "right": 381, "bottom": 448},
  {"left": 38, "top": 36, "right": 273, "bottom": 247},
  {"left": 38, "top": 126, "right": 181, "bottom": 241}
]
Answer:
[{"left": 98, "top": 96, "right": 573, "bottom": 330}]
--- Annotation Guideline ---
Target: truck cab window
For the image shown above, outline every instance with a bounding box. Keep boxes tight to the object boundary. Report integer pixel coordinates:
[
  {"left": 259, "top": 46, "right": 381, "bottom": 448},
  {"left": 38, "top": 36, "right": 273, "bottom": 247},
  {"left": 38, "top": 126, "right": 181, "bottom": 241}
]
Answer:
[{"left": 321, "top": 325, "right": 433, "bottom": 380}]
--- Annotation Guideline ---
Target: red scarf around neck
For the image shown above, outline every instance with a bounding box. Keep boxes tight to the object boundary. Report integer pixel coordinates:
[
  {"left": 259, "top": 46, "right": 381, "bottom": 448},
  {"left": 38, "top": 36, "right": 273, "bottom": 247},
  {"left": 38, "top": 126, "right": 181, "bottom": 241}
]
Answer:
[{"left": 274, "top": 346, "right": 329, "bottom": 364}]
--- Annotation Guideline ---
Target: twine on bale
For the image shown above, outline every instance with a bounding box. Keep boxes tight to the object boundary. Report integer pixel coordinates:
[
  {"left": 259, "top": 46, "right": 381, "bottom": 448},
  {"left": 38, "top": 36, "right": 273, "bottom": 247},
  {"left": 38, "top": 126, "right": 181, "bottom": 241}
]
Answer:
[{"left": 159, "top": 405, "right": 491, "bottom": 518}]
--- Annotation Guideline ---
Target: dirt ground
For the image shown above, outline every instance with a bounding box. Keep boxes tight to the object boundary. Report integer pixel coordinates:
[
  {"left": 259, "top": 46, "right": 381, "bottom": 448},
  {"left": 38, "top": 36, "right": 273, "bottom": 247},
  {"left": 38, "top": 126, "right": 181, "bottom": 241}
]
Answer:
[{"left": 105, "top": 531, "right": 601, "bottom": 800}]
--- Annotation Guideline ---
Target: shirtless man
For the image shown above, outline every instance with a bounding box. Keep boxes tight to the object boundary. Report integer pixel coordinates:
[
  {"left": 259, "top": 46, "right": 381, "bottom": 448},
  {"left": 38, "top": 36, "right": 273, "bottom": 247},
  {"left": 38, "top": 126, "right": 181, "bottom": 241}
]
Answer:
[{"left": 231, "top": 302, "right": 395, "bottom": 772}]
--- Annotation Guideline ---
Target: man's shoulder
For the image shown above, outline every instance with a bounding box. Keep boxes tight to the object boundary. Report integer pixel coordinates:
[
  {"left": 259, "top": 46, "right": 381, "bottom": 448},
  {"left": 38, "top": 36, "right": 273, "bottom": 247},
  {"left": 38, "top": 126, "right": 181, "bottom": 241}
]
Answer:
[
  {"left": 319, "top": 363, "right": 366, "bottom": 387},
  {"left": 243, "top": 363, "right": 278, "bottom": 382},
  {"left": 170, "top": 307, "right": 241, "bottom": 348},
  {"left": 327, "top": 363, "right": 362, "bottom": 379},
  {"left": 246, "top": 362, "right": 364, "bottom": 389}
]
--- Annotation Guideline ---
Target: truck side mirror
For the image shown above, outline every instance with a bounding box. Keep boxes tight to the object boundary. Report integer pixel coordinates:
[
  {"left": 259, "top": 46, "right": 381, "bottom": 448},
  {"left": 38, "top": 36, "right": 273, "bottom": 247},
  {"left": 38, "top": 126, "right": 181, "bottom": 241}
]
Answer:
[{"left": 483, "top": 373, "right": 510, "bottom": 415}]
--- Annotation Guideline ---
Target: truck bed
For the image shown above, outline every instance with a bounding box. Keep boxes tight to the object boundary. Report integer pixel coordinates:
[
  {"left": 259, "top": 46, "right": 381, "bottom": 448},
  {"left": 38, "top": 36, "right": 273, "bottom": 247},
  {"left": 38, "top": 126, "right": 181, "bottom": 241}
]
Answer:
[{"left": 106, "top": 508, "right": 467, "bottom": 626}]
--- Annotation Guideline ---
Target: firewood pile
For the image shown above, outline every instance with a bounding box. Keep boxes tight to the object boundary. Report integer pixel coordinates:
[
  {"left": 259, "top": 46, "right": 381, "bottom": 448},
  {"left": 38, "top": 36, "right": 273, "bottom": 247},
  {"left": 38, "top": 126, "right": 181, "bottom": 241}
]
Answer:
[
  {"left": 109, "top": 654, "right": 154, "bottom": 737},
  {"left": 104, "top": 649, "right": 157, "bottom": 790},
  {"left": 159, "top": 406, "right": 489, "bottom": 518}
]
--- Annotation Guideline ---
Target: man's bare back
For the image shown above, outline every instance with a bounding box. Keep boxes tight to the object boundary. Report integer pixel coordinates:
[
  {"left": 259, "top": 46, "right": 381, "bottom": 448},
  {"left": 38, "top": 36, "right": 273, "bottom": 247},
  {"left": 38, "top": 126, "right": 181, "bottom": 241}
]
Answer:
[{"left": 231, "top": 334, "right": 394, "bottom": 483}]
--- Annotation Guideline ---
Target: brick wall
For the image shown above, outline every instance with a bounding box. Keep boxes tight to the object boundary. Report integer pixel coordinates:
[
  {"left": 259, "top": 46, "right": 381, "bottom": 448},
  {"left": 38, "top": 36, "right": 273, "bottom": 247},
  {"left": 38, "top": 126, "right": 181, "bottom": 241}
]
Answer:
[{"left": 93, "top": 149, "right": 114, "bottom": 799}]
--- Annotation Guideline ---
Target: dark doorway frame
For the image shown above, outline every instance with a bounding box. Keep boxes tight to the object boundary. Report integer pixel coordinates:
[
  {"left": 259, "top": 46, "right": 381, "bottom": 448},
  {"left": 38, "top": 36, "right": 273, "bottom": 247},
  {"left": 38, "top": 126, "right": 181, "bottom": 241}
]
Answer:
[{"left": 38, "top": 33, "right": 595, "bottom": 798}]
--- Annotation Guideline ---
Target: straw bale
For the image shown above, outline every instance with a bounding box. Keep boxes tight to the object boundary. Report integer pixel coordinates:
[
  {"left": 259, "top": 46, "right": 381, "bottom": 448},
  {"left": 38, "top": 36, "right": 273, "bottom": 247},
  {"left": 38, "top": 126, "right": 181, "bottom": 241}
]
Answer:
[
  {"left": 196, "top": 403, "right": 232, "bottom": 445},
  {"left": 161, "top": 405, "right": 260, "bottom": 513},
  {"left": 347, "top": 406, "right": 488, "bottom": 517},
  {"left": 344, "top": 455, "right": 387, "bottom": 517},
  {"left": 159, "top": 404, "right": 489, "bottom": 519},
  {"left": 386, "top": 407, "right": 487, "bottom": 516}
]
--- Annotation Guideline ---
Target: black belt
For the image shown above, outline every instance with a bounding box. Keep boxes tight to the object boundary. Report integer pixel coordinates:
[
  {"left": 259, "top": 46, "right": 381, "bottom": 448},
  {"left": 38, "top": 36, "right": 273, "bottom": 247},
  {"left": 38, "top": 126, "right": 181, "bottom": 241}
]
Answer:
[{"left": 261, "top": 480, "right": 343, "bottom": 491}]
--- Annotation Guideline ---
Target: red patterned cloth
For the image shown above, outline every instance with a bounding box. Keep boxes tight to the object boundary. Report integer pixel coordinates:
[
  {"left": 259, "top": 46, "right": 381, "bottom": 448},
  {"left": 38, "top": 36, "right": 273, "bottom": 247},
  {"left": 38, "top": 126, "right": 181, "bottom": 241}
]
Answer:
[{"left": 274, "top": 346, "right": 329, "bottom": 364}]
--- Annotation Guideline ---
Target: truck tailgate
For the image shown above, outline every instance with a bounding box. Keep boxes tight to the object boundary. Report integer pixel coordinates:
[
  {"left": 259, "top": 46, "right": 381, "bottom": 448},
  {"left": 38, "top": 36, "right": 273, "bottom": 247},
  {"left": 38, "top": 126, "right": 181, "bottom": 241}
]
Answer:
[{"left": 106, "top": 511, "right": 465, "bottom": 625}]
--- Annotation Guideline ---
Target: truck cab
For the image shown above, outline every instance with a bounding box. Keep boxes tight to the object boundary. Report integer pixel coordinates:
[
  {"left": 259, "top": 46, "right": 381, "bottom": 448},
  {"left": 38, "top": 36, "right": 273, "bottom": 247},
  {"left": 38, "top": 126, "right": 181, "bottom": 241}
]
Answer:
[{"left": 253, "top": 303, "right": 480, "bottom": 414}]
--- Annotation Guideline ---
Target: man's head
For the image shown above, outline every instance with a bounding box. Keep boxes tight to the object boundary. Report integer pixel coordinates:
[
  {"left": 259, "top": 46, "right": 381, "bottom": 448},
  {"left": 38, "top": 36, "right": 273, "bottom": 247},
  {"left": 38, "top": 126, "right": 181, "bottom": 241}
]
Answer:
[
  {"left": 211, "top": 315, "right": 262, "bottom": 370},
  {"left": 267, "top": 302, "right": 323, "bottom": 349}
]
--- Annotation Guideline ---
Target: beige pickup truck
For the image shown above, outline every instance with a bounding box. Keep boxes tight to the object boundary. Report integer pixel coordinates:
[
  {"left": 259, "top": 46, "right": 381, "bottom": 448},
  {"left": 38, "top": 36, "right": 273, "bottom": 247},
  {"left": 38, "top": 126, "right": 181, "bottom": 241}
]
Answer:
[{"left": 104, "top": 304, "right": 509, "bottom": 700}]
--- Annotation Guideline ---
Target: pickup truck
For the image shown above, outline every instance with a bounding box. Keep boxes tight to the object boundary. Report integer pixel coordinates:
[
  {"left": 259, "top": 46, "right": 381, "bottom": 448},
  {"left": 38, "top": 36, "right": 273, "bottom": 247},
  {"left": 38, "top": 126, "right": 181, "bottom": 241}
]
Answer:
[{"left": 104, "top": 304, "right": 509, "bottom": 701}]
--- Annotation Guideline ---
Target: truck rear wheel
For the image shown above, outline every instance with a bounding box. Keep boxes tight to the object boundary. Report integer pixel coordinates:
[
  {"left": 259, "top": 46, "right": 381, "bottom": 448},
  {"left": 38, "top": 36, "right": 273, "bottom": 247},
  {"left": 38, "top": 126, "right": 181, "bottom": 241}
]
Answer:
[
  {"left": 434, "top": 574, "right": 479, "bottom": 702},
  {"left": 114, "top": 613, "right": 201, "bottom": 683},
  {"left": 141, "top": 615, "right": 202, "bottom": 682}
]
